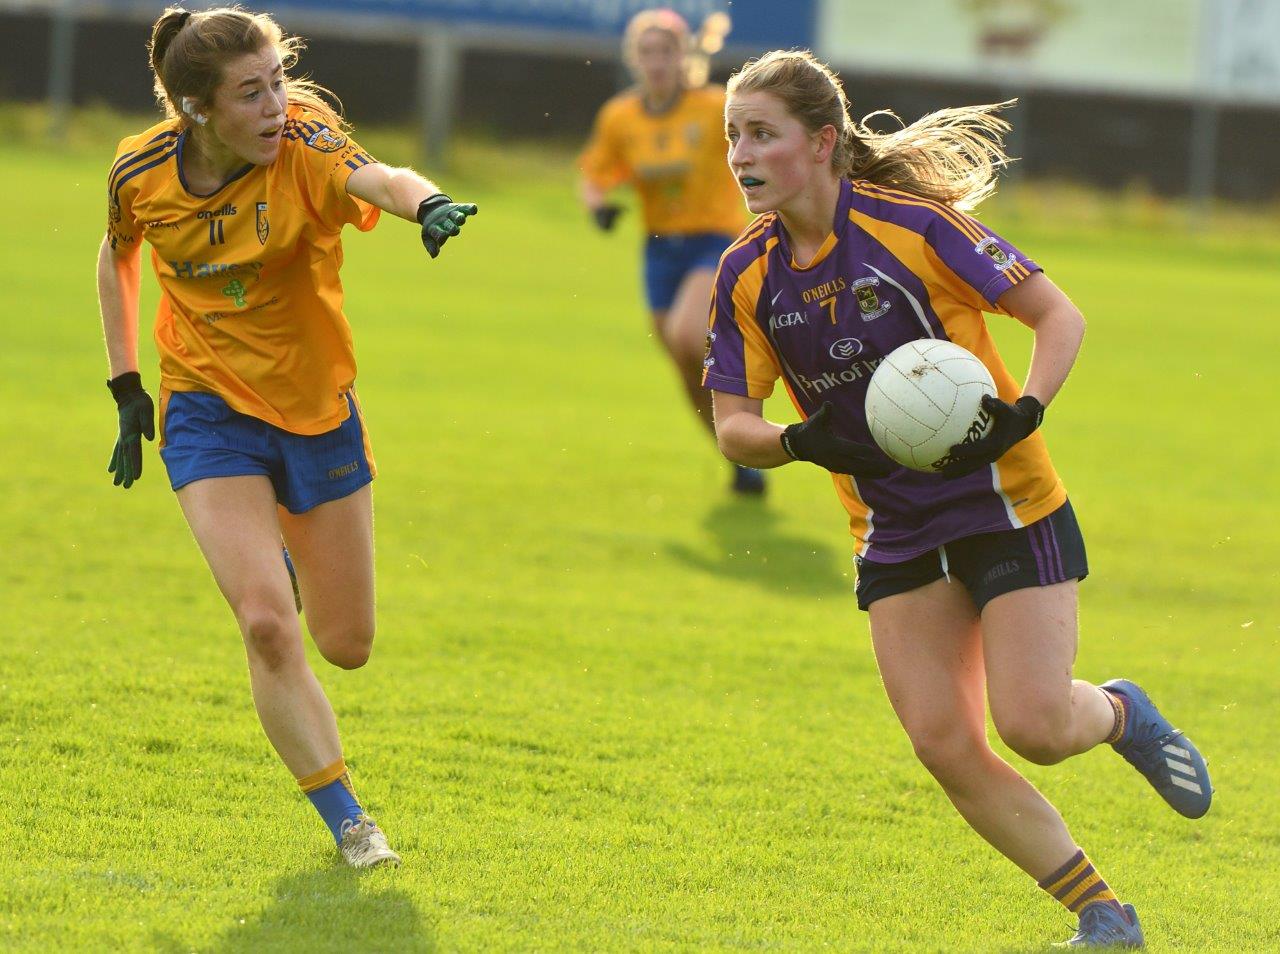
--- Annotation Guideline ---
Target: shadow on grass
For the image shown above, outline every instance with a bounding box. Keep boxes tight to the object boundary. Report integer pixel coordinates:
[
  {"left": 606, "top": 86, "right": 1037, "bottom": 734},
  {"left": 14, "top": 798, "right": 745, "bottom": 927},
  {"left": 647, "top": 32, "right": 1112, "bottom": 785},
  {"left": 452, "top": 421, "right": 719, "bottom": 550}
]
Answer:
[
  {"left": 665, "top": 497, "right": 849, "bottom": 598},
  {"left": 156, "top": 866, "right": 434, "bottom": 953}
]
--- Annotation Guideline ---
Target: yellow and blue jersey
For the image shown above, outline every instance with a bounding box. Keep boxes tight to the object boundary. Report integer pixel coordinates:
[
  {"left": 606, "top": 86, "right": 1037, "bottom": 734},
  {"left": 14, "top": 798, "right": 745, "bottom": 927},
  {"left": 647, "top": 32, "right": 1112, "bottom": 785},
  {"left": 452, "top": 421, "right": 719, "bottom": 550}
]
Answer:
[
  {"left": 579, "top": 85, "right": 744, "bottom": 237},
  {"left": 703, "top": 178, "right": 1066, "bottom": 561},
  {"left": 106, "top": 105, "right": 379, "bottom": 436}
]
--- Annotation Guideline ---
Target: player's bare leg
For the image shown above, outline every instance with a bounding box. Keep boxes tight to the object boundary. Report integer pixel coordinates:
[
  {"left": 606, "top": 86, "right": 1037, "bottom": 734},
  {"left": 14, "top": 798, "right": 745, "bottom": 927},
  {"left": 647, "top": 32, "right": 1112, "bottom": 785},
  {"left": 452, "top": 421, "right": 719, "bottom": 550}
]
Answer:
[
  {"left": 178, "top": 475, "right": 342, "bottom": 776},
  {"left": 178, "top": 476, "right": 397, "bottom": 866},
  {"left": 981, "top": 581, "right": 1114, "bottom": 766},
  {"left": 278, "top": 483, "right": 375, "bottom": 671},
  {"left": 659, "top": 266, "right": 764, "bottom": 493},
  {"left": 871, "top": 577, "right": 1139, "bottom": 942},
  {"left": 987, "top": 574, "right": 1211, "bottom": 818},
  {"left": 868, "top": 578, "right": 1079, "bottom": 877},
  {"left": 657, "top": 266, "right": 717, "bottom": 437}
]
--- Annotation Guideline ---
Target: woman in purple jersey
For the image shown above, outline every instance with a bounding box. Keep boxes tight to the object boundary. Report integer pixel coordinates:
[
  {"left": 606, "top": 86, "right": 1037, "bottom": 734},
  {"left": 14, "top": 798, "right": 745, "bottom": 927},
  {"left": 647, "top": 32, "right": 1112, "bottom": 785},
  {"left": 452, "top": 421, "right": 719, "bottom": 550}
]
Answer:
[{"left": 704, "top": 50, "right": 1211, "bottom": 947}]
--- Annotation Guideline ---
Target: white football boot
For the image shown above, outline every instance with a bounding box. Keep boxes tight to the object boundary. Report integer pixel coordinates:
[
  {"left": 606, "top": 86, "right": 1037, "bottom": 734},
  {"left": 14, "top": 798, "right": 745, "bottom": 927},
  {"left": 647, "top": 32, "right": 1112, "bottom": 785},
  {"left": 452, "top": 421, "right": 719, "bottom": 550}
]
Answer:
[{"left": 338, "top": 815, "right": 401, "bottom": 869}]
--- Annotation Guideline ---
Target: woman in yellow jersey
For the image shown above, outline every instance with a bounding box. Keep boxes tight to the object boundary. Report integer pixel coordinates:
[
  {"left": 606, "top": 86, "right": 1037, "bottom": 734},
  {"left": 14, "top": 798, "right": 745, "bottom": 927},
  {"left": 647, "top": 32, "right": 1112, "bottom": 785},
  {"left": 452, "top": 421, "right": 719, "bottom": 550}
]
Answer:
[
  {"left": 705, "top": 51, "right": 1211, "bottom": 946},
  {"left": 97, "top": 6, "right": 476, "bottom": 868},
  {"left": 579, "top": 9, "right": 763, "bottom": 494}
]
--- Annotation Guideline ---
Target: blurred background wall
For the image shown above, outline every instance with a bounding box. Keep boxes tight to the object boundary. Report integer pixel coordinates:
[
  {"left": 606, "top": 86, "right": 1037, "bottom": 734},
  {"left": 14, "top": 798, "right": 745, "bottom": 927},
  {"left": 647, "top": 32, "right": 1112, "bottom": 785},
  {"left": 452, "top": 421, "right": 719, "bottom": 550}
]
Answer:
[{"left": 2, "top": 0, "right": 1277, "bottom": 200}]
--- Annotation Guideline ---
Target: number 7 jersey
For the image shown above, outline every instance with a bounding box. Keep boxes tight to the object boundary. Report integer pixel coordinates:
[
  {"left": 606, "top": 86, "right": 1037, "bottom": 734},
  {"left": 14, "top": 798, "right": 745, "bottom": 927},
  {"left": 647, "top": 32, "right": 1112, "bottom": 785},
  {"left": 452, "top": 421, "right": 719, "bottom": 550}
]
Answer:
[
  {"left": 703, "top": 178, "right": 1067, "bottom": 562},
  {"left": 106, "top": 105, "right": 380, "bottom": 435}
]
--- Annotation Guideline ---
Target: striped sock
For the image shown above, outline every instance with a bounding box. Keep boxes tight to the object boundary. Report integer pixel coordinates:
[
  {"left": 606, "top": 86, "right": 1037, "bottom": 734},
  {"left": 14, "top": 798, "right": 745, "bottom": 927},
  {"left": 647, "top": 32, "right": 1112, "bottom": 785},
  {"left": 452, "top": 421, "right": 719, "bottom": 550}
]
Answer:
[
  {"left": 1102, "top": 689, "right": 1129, "bottom": 745},
  {"left": 1037, "top": 848, "right": 1130, "bottom": 922},
  {"left": 297, "top": 757, "right": 364, "bottom": 844}
]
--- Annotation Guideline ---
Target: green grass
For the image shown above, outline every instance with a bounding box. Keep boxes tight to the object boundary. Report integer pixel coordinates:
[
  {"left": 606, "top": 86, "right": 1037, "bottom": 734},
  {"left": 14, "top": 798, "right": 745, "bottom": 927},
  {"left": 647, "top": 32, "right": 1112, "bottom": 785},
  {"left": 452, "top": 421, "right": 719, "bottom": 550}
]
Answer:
[{"left": 1, "top": 111, "right": 1278, "bottom": 951}]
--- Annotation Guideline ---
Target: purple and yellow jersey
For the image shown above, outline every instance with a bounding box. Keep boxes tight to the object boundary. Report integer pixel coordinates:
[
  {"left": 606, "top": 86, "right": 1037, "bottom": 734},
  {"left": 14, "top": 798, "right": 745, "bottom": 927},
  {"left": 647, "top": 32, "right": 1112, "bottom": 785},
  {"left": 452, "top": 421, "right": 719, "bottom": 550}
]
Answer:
[
  {"left": 578, "top": 85, "right": 745, "bottom": 237},
  {"left": 106, "top": 105, "right": 380, "bottom": 436},
  {"left": 703, "top": 178, "right": 1067, "bottom": 562}
]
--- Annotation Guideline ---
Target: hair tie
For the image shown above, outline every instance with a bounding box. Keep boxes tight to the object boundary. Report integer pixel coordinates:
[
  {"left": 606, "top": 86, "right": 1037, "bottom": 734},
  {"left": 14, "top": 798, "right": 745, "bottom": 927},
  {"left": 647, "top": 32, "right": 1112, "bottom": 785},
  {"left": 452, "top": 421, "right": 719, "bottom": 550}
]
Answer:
[{"left": 176, "top": 10, "right": 192, "bottom": 29}]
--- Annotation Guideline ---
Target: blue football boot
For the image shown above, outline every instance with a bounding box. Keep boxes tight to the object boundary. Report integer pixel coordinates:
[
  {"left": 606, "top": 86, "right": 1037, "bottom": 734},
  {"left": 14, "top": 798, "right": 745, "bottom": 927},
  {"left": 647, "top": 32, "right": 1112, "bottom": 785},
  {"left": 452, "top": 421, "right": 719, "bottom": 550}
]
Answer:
[
  {"left": 1102, "top": 679, "right": 1212, "bottom": 818},
  {"left": 1057, "top": 902, "right": 1145, "bottom": 948},
  {"left": 732, "top": 465, "right": 767, "bottom": 496}
]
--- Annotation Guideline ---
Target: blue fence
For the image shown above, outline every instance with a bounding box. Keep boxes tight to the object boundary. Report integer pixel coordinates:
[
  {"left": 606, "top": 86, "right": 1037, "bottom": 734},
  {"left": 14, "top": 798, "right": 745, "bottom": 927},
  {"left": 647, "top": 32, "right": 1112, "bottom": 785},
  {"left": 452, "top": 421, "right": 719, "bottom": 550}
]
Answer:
[{"left": 256, "top": 0, "right": 816, "bottom": 50}]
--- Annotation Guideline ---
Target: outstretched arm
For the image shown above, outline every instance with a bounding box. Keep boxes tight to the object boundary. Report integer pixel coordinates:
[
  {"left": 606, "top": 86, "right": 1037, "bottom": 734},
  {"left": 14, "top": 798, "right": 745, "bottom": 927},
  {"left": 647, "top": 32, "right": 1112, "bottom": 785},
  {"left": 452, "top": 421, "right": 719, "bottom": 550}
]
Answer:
[
  {"left": 347, "top": 162, "right": 478, "bottom": 259},
  {"left": 346, "top": 163, "right": 441, "bottom": 222}
]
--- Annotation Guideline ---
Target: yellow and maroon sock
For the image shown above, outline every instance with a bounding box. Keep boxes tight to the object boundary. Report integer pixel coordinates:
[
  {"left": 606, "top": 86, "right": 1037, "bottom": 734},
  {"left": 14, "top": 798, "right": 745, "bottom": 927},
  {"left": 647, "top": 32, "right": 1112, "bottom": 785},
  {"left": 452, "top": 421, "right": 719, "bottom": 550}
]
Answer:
[
  {"left": 297, "top": 757, "right": 364, "bottom": 844},
  {"left": 1037, "top": 848, "right": 1130, "bottom": 922},
  {"left": 1102, "top": 689, "right": 1129, "bottom": 745}
]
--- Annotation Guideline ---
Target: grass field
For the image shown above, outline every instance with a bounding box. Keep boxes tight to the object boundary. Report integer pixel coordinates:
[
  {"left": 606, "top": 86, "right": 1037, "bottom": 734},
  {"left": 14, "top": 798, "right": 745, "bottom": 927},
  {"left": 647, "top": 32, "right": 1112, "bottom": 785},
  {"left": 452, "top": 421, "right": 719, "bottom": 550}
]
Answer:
[{"left": 1, "top": 112, "right": 1278, "bottom": 951}]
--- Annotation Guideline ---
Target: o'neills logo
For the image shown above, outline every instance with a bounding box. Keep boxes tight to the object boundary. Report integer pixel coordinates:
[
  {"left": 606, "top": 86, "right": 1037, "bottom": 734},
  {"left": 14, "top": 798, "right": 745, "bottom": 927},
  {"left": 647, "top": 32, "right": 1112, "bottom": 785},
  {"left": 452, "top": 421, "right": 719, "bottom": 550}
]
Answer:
[
  {"left": 327, "top": 461, "right": 359, "bottom": 479},
  {"left": 197, "top": 203, "right": 238, "bottom": 219}
]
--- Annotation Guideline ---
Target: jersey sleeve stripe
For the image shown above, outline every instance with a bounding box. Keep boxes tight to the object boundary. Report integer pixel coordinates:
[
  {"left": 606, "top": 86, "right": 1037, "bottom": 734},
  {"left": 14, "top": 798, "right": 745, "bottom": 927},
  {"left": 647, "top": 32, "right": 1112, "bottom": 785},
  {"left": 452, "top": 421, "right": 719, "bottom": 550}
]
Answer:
[
  {"left": 733, "top": 239, "right": 784, "bottom": 392},
  {"left": 851, "top": 181, "right": 987, "bottom": 245},
  {"left": 108, "top": 130, "right": 179, "bottom": 181},
  {"left": 108, "top": 134, "right": 181, "bottom": 194},
  {"left": 852, "top": 180, "right": 987, "bottom": 242},
  {"left": 111, "top": 146, "right": 178, "bottom": 203},
  {"left": 721, "top": 214, "right": 776, "bottom": 259}
]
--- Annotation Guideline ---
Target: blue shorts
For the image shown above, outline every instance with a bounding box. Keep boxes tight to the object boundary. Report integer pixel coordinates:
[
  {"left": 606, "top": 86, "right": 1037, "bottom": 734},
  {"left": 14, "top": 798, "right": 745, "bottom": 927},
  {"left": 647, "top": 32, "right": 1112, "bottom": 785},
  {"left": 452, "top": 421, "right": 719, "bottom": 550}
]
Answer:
[
  {"left": 159, "top": 390, "right": 375, "bottom": 514},
  {"left": 643, "top": 232, "right": 735, "bottom": 311},
  {"left": 854, "top": 500, "right": 1089, "bottom": 612}
]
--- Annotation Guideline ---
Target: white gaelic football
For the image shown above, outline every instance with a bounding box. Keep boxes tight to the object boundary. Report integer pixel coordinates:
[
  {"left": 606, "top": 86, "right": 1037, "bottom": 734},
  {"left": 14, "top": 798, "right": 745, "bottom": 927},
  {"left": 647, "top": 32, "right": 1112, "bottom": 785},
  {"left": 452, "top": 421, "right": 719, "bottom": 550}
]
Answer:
[{"left": 865, "top": 339, "right": 996, "bottom": 472}]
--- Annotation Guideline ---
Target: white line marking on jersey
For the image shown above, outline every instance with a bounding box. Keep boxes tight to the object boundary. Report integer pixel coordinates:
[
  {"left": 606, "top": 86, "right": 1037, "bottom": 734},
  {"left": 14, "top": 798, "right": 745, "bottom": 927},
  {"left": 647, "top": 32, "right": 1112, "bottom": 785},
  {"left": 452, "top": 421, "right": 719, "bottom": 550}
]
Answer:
[{"left": 864, "top": 263, "right": 934, "bottom": 338}]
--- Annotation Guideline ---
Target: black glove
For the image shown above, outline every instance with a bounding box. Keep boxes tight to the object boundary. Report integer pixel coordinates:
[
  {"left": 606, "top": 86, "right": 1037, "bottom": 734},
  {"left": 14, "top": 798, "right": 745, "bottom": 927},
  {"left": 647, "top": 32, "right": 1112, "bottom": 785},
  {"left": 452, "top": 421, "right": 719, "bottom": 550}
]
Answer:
[
  {"left": 781, "top": 402, "right": 895, "bottom": 479},
  {"left": 107, "top": 371, "right": 155, "bottom": 489},
  {"left": 592, "top": 204, "right": 623, "bottom": 232},
  {"left": 417, "top": 194, "right": 478, "bottom": 259},
  {"left": 938, "top": 394, "right": 1044, "bottom": 479}
]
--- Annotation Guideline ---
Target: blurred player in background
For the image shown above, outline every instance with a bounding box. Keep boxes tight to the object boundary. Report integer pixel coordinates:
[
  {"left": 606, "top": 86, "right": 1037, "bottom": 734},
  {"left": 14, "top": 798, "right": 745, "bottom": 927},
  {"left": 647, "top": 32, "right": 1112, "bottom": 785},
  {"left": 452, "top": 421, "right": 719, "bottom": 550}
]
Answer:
[
  {"left": 705, "top": 50, "right": 1212, "bottom": 947},
  {"left": 578, "top": 9, "right": 764, "bottom": 495},
  {"left": 97, "top": 6, "right": 476, "bottom": 868}
]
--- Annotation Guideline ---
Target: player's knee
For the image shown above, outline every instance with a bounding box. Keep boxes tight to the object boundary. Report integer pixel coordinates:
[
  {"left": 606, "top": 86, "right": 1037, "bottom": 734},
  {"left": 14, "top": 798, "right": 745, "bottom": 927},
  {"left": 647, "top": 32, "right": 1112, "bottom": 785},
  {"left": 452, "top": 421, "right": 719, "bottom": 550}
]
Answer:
[
  {"left": 238, "top": 603, "right": 301, "bottom": 671},
  {"left": 995, "top": 712, "right": 1072, "bottom": 766},
  {"left": 908, "top": 723, "right": 985, "bottom": 786},
  {"left": 314, "top": 624, "right": 375, "bottom": 670}
]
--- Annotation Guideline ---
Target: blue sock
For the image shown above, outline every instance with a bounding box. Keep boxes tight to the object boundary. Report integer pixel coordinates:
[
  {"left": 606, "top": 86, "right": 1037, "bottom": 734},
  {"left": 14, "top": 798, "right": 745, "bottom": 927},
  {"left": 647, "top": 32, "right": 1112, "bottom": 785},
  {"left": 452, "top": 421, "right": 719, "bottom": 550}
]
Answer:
[{"left": 299, "top": 759, "right": 364, "bottom": 843}]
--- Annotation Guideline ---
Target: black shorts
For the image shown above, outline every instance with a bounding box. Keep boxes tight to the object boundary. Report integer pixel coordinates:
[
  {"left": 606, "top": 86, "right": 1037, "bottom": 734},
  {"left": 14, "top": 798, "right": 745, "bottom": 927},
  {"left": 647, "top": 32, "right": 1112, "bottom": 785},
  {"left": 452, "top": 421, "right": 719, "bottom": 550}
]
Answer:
[{"left": 854, "top": 500, "right": 1088, "bottom": 612}]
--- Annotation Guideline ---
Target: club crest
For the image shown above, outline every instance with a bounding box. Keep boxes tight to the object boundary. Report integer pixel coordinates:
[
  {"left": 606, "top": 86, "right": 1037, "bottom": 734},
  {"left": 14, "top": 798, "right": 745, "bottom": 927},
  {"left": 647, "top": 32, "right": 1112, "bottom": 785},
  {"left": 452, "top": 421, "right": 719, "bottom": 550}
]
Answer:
[
  {"left": 255, "top": 202, "right": 269, "bottom": 245},
  {"left": 852, "top": 276, "right": 890, "bottom": 321},
  {"left": 305, "top": 127, "right": 347, "bottom": 153},
  {"left": 975, "top": 236, "right": 1016, "bottom": 271}
]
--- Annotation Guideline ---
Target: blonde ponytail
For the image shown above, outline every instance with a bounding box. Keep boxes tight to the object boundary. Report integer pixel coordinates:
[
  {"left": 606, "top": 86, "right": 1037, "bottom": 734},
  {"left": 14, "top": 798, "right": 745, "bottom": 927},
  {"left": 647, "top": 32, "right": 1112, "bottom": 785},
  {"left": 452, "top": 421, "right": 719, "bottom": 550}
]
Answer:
[{"left": 728, "top": 50, "right": 1015, "bottom": 211}]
